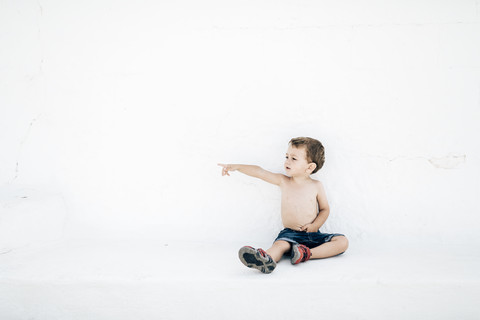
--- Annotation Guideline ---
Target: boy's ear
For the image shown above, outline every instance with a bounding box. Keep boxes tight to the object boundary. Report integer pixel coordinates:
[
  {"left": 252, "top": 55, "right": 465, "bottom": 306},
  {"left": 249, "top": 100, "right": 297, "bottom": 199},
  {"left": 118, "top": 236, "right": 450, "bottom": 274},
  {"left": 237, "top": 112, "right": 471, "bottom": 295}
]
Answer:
[{"left": 308, "top": 162, "right": 317, "bottom": 173}]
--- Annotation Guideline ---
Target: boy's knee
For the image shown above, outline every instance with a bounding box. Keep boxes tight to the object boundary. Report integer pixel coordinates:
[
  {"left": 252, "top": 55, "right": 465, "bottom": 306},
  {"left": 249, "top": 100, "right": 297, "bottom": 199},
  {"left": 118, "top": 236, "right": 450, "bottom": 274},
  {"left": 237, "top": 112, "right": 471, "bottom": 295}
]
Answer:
[
  {"left": 275, "top": 240, "right": 292, "bottom": 249},
  {"left": 333, "top": 236, "right": 349, "bottom": 251}
]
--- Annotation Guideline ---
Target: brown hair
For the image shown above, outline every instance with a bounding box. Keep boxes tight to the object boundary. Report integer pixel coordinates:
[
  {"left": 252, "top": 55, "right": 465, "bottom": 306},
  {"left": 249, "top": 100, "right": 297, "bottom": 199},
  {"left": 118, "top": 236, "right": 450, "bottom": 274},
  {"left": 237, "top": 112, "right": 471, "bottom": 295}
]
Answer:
[{"left": 288, "top": 137, "right": 325, "bottom": 174}]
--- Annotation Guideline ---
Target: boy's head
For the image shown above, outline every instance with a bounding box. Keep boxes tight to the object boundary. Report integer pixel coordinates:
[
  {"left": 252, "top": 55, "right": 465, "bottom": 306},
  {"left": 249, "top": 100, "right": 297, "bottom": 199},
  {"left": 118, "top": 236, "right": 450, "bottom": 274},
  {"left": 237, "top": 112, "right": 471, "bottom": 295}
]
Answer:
[{"left": 285, "top": 137, "right": 325, "bottom": 176}]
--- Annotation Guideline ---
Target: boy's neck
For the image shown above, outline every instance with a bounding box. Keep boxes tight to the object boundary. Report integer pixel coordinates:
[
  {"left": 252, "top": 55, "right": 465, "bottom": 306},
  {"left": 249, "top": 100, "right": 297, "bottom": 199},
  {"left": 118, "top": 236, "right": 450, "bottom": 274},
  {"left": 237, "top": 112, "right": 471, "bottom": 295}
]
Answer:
[{"left": 290, "top": 175, "right": 311, "bottom": 184}]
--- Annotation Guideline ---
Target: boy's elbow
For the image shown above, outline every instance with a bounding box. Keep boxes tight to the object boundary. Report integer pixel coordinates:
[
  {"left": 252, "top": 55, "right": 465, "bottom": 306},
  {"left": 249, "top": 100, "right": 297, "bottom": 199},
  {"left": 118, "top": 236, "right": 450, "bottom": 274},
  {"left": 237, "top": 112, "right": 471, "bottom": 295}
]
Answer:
[{"left": 319, "top": 208, "right": 330, "bottom": 217}]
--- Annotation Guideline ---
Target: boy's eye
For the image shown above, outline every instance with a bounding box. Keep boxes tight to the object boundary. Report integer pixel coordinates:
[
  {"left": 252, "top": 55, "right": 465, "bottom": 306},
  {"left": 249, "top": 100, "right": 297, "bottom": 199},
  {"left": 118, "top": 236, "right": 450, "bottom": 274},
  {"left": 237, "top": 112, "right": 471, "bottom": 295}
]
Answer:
[{"left": 293, "top": 158, "right": 296, "bottom": 160}]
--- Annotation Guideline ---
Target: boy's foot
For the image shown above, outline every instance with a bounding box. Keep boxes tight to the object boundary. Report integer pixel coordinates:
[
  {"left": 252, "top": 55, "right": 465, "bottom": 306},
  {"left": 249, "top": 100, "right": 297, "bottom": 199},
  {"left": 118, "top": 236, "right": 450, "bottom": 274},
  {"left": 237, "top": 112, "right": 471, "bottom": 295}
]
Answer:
[
  {"left": 238, "top": 246, "right": 276, "bottom": 274},
  {"left": 291, "top": 244, "right": 312, "bottom": 265}
]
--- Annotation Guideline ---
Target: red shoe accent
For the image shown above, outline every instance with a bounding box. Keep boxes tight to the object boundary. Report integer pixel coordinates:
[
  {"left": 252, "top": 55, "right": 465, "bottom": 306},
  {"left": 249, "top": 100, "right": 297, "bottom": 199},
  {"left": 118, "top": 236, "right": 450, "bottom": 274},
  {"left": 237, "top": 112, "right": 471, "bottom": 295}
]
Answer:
[
  {"left": 301, "top": 245, "right": 312, "bottom": 262},
  {"left": 257, "top": 248, "right": 268, "bottom": 258}
]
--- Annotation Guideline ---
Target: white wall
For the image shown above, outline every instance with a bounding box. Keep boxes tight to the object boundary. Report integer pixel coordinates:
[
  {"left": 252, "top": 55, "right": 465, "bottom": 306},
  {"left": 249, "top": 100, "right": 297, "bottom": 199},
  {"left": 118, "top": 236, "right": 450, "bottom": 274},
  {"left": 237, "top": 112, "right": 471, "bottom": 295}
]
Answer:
[{"left": 1, "top": 0, "right": 480, "bottom": 250}]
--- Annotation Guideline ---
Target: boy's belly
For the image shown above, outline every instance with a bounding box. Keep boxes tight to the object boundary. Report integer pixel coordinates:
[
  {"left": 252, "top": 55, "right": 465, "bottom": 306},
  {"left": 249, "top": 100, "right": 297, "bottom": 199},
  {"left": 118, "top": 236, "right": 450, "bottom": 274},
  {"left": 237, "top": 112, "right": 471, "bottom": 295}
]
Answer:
[{"left": 281, "top": 211, "right": 318, "bottom": 231}]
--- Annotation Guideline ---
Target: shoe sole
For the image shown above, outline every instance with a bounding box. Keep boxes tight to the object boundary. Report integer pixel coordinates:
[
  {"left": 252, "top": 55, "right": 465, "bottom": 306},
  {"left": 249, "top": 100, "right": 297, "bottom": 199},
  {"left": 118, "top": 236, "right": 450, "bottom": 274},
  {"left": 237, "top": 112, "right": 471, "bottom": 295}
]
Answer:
[{"left": 238, "top": 247, "right": 276, "bottom": 274}]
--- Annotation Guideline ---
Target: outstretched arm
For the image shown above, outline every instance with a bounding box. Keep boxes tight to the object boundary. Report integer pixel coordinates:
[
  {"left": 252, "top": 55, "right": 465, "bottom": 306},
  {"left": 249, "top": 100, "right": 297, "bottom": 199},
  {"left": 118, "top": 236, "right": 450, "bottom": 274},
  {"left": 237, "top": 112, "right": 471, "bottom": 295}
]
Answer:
[{"left": 217, "top": 163, "right": 285, "bottom": 186}]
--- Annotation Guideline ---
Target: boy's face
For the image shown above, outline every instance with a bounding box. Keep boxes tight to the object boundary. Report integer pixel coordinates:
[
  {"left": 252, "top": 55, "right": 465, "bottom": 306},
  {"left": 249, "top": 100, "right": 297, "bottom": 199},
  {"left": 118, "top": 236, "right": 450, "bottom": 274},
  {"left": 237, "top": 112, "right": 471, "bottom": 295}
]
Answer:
[{"left": 284, "top": 145, "right": 316, "bottom": 176}]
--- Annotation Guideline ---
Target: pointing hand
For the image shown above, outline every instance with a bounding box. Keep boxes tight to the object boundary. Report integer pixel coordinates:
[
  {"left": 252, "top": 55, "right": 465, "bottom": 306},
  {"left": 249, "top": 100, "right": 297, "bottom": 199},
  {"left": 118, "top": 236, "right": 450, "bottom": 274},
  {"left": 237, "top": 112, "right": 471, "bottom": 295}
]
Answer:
[{"left": 217, "top": 163, "right": 236, "bottom": 176}]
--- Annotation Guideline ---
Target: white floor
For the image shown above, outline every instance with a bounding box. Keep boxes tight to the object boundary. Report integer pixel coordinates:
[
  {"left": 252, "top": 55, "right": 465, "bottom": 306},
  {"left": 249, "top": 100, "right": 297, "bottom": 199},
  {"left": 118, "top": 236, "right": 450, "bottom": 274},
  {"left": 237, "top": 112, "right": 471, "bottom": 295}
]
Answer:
[{"left": 1, "top": 238, "right": 479, "bottom": 320}]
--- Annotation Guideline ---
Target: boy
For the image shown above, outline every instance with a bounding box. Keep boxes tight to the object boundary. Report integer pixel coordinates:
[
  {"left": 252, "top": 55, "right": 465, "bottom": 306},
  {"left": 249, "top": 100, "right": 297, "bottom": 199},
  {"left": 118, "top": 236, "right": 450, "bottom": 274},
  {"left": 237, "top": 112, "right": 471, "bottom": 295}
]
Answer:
[{"left": 218, "top": 137, "right": 348, "bottom": 274}]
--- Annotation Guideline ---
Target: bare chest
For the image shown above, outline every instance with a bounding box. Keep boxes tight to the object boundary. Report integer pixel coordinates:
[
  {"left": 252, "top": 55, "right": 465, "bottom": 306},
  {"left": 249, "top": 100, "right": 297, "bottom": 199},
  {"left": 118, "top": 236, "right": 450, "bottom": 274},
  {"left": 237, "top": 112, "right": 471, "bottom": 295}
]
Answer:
[{"left": 280, "top": 182, "right": 318, "bottom": 216}]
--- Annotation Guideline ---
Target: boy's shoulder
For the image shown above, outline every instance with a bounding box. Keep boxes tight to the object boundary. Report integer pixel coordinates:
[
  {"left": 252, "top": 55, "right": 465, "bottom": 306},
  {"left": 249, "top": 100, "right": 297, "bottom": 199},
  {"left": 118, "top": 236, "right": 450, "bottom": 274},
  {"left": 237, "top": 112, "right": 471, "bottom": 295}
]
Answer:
[
  {"left": 309, "top": 178, "right": 325, "bottom": 190},
  {"left": 307, "top": 176, "right": 322, "bottom": 184}
]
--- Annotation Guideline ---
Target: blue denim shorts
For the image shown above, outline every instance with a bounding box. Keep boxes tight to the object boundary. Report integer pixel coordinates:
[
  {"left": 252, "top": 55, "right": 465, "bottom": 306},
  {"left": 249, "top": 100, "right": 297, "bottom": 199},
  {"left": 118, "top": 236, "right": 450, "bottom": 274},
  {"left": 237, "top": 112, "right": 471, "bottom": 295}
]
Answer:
[{"left": 274, "top": 228, "right": 345, "bottom": 250}]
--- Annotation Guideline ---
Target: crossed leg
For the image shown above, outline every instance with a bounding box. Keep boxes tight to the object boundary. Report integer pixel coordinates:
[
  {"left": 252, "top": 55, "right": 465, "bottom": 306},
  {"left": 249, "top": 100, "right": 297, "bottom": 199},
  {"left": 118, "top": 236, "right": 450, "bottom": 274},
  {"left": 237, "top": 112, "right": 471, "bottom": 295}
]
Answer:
[
  {"left": 310, "top": 235, "right": 349, "bottom": 259},
  {"left": 266, "top": 236, "right": 349, "bottom": 262}
]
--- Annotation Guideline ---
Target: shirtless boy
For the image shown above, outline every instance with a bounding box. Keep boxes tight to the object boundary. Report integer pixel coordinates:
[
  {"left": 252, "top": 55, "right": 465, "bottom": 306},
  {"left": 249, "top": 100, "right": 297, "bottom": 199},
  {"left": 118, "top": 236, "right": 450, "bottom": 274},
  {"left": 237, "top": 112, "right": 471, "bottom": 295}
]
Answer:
[{"left": 218, "top": 137, "right": 348, "bottom": 274}]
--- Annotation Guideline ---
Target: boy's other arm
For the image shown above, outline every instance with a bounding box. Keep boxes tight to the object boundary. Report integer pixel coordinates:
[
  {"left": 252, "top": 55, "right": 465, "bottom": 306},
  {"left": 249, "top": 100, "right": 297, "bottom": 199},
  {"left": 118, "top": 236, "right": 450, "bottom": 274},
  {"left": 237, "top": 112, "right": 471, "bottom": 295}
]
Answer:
[
  {"left": 300, "top": 181, "right": 330, "bottom": 232},
  {"left": 217, "top": 163, "right": 285, "bottom": 186},
  {"left": 313, "top": 181, "right": 330, "bottom": 229}
]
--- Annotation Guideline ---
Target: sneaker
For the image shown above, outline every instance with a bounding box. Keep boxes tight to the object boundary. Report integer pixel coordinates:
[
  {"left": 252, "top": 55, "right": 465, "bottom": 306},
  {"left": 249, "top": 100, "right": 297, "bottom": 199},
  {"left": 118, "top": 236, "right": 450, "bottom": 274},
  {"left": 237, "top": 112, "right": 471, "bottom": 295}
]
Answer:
[
  {"left": 291, "top": 244, "right": 312, "bottom": 265},
  {"left": 238, "top": 246, "right": 277, "bottom": 274}
]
